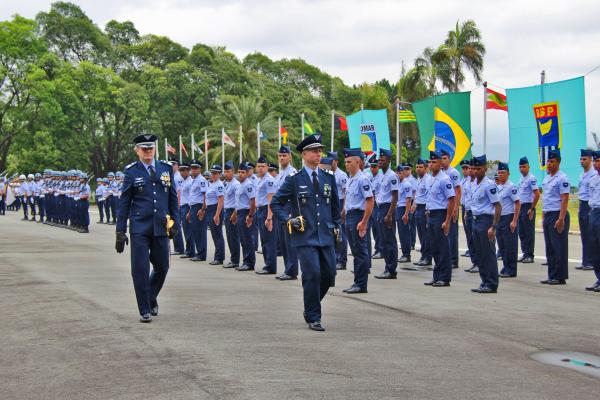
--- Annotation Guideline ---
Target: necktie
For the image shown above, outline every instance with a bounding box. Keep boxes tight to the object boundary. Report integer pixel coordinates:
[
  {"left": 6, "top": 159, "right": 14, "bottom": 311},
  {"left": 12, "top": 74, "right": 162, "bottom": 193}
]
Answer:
[
  {"left": 148, "top": 165, "right": 156, "bottom": 179},
  {"left": 312, "top": 170, "right": 319, "bottom": 194}
]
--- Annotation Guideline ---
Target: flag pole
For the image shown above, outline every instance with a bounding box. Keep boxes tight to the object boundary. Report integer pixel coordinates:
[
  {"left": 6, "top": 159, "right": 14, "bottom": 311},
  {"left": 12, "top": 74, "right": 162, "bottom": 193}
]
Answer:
[
  {"left": 278, "top": 117, "right": 282, "bottom": 149},
  {"left": 191, "top": 133, "right": 195, "bottom": 159},
  {"left": 221, "top": 128, "right": 225, "bottom": 170},
  {"left": 164, "top": 138, "right": 168, "bottom": 161},
  {"left": 301, "top": 113, "right": 305, "bottom": 141},
  {"left": 396, "top": 99, "right": 400, "bottom": 166},
  {"left": 155, "top": 140, "right": 159, "bottom": 160},
  {"left": 204, "top": 129, "right": 208, "bottom": 169},
  {"left": 483, "top": 82, "right": 487, "bottom": 155},
  {"left": 330, "top": 109, "right": 335, "bottom": 152},
  {"left": 257, "top": 122, "right": 261, "bottom": 158},
  {"left": 239, "top": 125, "right": 243, "bottom": 164},
  {"left": 179, "top": 135, "right": 182, "bottom": 163}
]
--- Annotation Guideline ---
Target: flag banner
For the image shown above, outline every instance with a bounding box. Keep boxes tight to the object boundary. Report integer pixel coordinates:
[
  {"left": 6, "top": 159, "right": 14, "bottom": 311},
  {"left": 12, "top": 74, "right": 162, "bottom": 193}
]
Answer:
[
  {"left": 180, "top": 142, "right": 188, "bottom": 157},
  {"left": 486, "top": 88, "right": 508, "bottom": 111},
  {"left": 303, "top": 121, "right": 314, "bottom": 134},
  {"left": 506, "top": 76, "right": 586, "bottom": 185},
  {"left": 398, "top": 106, "right": 417, "bottom": 123},
  {"left": 413, "top": 92, "right": 471, "bottom": 167},
  {"left": 166, "top": 143, "right": 176, "bottom": 154},
  {"left": 192, "top": 142, "right": 203, "bottom": 154},
  {"left": 259, "top": 131, "right": 267, "bottom": 141},
  {"left": 334, "top": 115, "right": 348, "bottom": 131},
  {"left": 280, "top": 127, "right": 288, "bottom": 144},
  {"left": 347, "top": 109, "right": 391, "bottom": 154},
  {"left": 223, "top": 132, "right": 236, "bottom": 147}
]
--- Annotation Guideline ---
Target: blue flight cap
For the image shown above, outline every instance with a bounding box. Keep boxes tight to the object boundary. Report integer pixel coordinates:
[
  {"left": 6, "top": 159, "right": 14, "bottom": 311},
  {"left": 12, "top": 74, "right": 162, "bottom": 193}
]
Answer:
[
  {"left": 440, "top": 149, "right": 451, "bottom": 157},
  {"left": 256, "top": 155, "right": 268, "bottom": 164},
  {"left": 416, "top": 158, "right": 427, "bottom": 166},
  {"left": 190, "top": 159, "right": 202, "bottom": 168},
  {"left": 320, "top": 157, "right": 333, "bottom": 166},
  {"left": 108, "top": 172, "right": 115, "bottom": 177},
  {"left": 379, "top": 148, "right": 392, "bottom": 158},
  {"left": 210, "top": 164, "right": 222, "bottom": 173},
  {"left": 327, "top": 151, "right": 339, "bottom": 160},
  {"left": 268, "top": 163, "right": 278, "bottom": 170},
  {"left": 395, "top": 164, "right": 404, "bottom": 172},
  {"left": 133, "top": 133, "right": 157, "bottom": 148},
  {"left": 366, "top": 154, "right": 378, "bottom": 166},
  {"left": 224, "top": 160, "right": 234, "bottom": 170},
  {"left": 471, "top": 155, "right": 487, "bottom": 167},
  {"left": 593, "top": 151, "right": 600, "bottom": 161},
  {"left": 460, "top": 159, "right": 470, "bottom": 167},
  {"left": 429, "top": 150, "right": 442, "bottom": 160},
  {"left": 96, "top": 178, "right": 102, "bottom": 182},
  {"left": 179, "top": 162, "right": 190, "bottom": 169},
  {"left": 519, "top": 156, "right": 529, "bottom": 166},
  {"left": 296, "top": 133, "right": 324, "bottom": 152},
  {"left": 278, "top": 145, "right": 291, "bottom": 154},
  {"left": 343, "top": 148, "right": 363, "bottom": 158},
  {"left": 497, "top": 162, "right": 509, "bottom": 171},
  {"left": 238, "top": 162, "right": 252, "bottom": 171},
  {"left": 581, "top": 149, "right": 593, "bottom": 157},
  {"left": 403, "top": 163, "right": 413, "bottom": 170},
  {"left": 548, "top": 149, "right": 561, "bottom": 161}
]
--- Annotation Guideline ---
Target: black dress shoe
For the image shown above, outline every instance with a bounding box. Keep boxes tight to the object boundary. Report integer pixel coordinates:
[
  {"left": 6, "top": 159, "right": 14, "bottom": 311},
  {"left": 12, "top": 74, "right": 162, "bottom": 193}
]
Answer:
[
  {"left": 398, "top": 256, "right": 411, "bottom": 263},
  {"left": 303, "top": 312, "right": 309, "bottom": 323},
  {"left": 518, "top": 255, "right": 526, "bottom": 262},
  {"left": 151, "top": 306, "right": 159, "bottom": 316},
  {"left": 277, "top": 273, "right": 297, "bottom": 280},
  {"left": 139, "top": 313, "right": 152, "bottom": 323},
  {"left": 345, "top": 286, "right": 368, "bottom": 294},
  {"left": 180, "top": 254, "right": 192, "bottom": 259},
  {"left": 336, "top": 264, "right": 346, "bottom": 270},
  {"left": 452, "top": 264, "right": 458, "bottom": 269},
  {"left": 468, "top": 266, "right": 480, "bottom": 273},
  {"left": 477, "top": 287, "right": 497, "bottom": 293},
  {"left": 236, "top": 265, "right": 254, "bottom": 271},
  {"left": 461, "top": 251, "right": 471, "bottom": 257},
  {"left": 522, "top": 257, "right": 534, "bottom": 264},
  {"left": 209, "top": 260, "right": 223, "bottom": 265},
  {"left": 255, "top": 269, "right": 276, "bottom": 275},
  {"left": 432, "top": 281, "right": 450, "bottom": 287},
  {"left": 413, "top": 259, "right": 425, "bottom": 266},
  {"left": 594, "top": 286, "right": 600, "bottom": 292},
  {"left": 541, "top": 261, "right": 548, "bottom": 266},
  {"left": 471, "top": 287, "right": 483, "bottom": 293},
  {"left": 585, "top": 282, "right": 600, "bottom": 291},
  {"left": 547, "top": 279, "right": 566, "bottom": 285},
  {"left": 420, "top": 260, "right": 432, "bottom": 266},
  {"left": 223, "top": 262, "right": 238, "bottom": 269},
  {"left": 575, "top": 265, "right": 585, "bottom": 270},
  {"left": 372, "top": 252, "right": 383, "bottom": 259},
  {"left": 190, "top": 257, "right": 204, "bottom": 262},
  {"left": 424, "top": 280, "right": 435, "bottom": 286},
  {"left": 375, "top": 271, "right": 397, "bottom": 279},
  {"left": 308, "top": 321, "right": 325, "bottom": 331},
  {"left": 499, "top": 273, "right": 516, "bottom": 278},
  {"left": 171, "top": 252, "right": 183, "bottom": 256},
  {"left": 582, "top": 265, "right": 595, "bottom": 271}
]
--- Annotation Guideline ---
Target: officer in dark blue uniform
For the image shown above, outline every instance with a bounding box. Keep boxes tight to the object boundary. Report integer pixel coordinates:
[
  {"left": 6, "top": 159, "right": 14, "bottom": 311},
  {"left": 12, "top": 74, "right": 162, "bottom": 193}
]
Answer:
[
  {"left": 271, "top": 133, "right": 341, "bottom": 332},
  {"left": 116, "top": 133, "right": 180, "bottom": 323}
]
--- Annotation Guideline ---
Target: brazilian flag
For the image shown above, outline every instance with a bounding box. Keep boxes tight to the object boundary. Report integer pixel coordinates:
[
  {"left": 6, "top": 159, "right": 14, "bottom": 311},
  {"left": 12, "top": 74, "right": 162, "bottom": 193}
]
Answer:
[{"left": 413, "top": 92, "right": 471, "bottom": 167}]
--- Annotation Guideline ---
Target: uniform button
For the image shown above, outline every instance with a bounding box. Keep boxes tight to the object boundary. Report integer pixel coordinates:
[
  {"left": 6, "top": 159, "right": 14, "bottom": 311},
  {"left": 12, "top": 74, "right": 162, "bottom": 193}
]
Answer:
[
  {"left": 154, "top": 209, "right": 157, "bottom": 212},
  {"left": 317, "top": 222, "right": 320, "bottom": 225},
  {"left": 154, "top": 200, "right": 156, "bottom": 203},
  {"left": 153, "top": 183, "right": 155, "bottom": 186},
  {"left": 153, "top": 192, "right": 156, "bottom": 195},
  {"left": 317, "top": 203, "right": 320, "bottom": 206},
  {"left": 317, "top": 213, "right": 320, "bottom": 216}
]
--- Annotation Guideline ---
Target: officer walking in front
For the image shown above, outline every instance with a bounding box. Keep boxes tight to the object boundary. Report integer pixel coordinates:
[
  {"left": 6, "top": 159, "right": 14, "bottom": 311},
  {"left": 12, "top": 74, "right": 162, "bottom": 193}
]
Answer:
[
  {"left": 424, "top": 151, "right": 456, "bottom": 287},
  {"left": 517, "top": 157, "right": 540, "bottom": 263},
  {"left": 232, "top": 162, "right": 256, "bottom": 271},
  {"left": 497, "top": 162, "right": 520, "bottom": 277},
  {"left": 115, "top": 133, "right": 180, "bottom": 323},
  {"left": 271, "top": 133, "right": 341, "bottom": 331},
  {"left": 222, "top": 161, "right": 240, "bottom": 268},
  {"left": 412, "top": 158, "right": 432, "bottom": 267},
  {"left": 255, "top": 156, "right": 277, "bottom": 275},
  {"left": 541, "top": 149, "right": 570, "bottom": 285},
  {"left": 374, "top": 149, "right": 399, "bottom": 280},
  {"left": 206, "top": 164, "right": 225, "bottom": 265},
  {"left": 342, "top": 148, "right": 374, "bottom": 293},
  {"left": 584, "top": 150, "right": 600, "bottom": 292},
  {"left": 576, "top": 149, "right": 596, "bottom": 270}
]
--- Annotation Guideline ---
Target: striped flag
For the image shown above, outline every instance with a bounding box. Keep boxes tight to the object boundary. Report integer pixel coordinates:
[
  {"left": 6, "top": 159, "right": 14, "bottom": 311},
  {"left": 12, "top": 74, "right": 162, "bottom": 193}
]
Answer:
[
  {"left": 192, "top": 142, "right": 203, "bottom": 154},
  {"left": 398, "top": 106, "right": 417, "bottom": 123},
  {"left": 166, "top": 142, "right": 176, "bottom": 154},
  {"left": 303, "top": 121, "right": 314, "bottom": 134},
  {"left": 486, "top": 88, "right": 508, "bottom": 111},
  {"left": 223, "top": 132, "right": 236, "bottom": 147},
  {"left": 180, "top": 142, "right": 189, "bottom": 157}
]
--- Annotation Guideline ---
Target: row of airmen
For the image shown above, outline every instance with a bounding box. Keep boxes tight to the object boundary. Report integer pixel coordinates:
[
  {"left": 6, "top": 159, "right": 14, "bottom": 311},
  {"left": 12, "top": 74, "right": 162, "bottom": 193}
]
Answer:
[{"left": 0, "top": 171, "right": 91, "bottom": 233}]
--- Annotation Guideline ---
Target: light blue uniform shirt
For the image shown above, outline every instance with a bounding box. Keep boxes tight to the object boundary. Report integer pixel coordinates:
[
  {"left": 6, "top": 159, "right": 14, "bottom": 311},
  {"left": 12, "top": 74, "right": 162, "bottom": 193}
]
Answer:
[
  {"left": 79, "top": 184, "right": 90, "bottom": 198},
  {"left": 460, "top": 177, "right": 470, "bottom": 206},
  {"left": 406, "top": 175, "right": 417, "bottom": 195},
  {"left": 370, "top": 172, "right": 383, "bottom": 197},
  {"left": 206, "top": 179, "right": 224, "bottom": 206},
  {"left": 542, "top": 171, "right": 570, "bottom": 212},
  {"left": 188, "top": 175, "right": 208, "bottom": 205},
  {"left": 334, "top": 168, "right": 348, "bottom": 199},
  {"left": 224, "top": 178, "right": 240, "bottom": 209},
  {"left": 444, "top": 166, "right": 461, "bottom": 188},
  {"left": 236, "top": 178, "right": 255, "bottom": 210},
  {"left": 471, "top": 177, "right": 500, "bottom": 216},
  {"left": 174, "top": 171, "right": 184, "bottom": 193},
  {"left": 95, "top": 185, "right": 105, "bottom": 201},
  {"left": 498, "top": 181, "right": 519, "bottom": 215},
  {"left": 275, "top": 165, "right": 297, "bottom": 191},
  {"left": 588, "top": 173, "right": 600, "bottom": 208},
  {"left": 249, "top": 174, "right": 259, "bottom": 191},
  {"left": 180, "top": 176, "right": 192, "bottom": 205},
  {"left": 345, "top": 171, "right": 373, "bottom": 211},
  {"left": 256, "top": 174, "right": 276, "bottom": 207},
  {"left": 414, "top": 174, "right": 431, "bottom": 205},
  {"left": 397, "top": 178, "right": 413, "bottom": 208},
  {"left": 578, "top": 168, "right": 596, "bottom": 201},
  {"left": 375, "top": 169, "right": 399, "bottom": 204},
  {"left": 518, "top": 173, "right": 539, "bottom": 203},
  {"left": 426, "top": 171, "right": 455, "bottom": 210}
]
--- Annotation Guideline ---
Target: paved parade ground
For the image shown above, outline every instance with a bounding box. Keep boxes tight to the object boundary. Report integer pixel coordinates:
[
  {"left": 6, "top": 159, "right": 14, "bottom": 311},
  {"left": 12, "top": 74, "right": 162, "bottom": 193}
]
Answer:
[{"left": 1, "top": 210, "right": 599, "bottom": 399}]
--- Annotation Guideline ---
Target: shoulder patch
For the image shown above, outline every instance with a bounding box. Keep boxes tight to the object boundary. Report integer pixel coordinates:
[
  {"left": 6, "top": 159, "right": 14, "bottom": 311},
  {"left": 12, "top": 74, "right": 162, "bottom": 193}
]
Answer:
[
  {"left": 512, "top": 188, "right": 518, "bottom": 194},
  {"left": 247, "top": 187, "right": 252, "bottom": 192},
  {"left": 446, "top": 183, "right": 452, "bottom": 189},
  {"left": 490, "top": 188, "right": 497, "bottom": 194},
  {"left": 363, "top": 184, "right": 370, "bottom": 191},
  {"left": 452, "top": 175, "right": 458, "bottom": 180},
  {"left": 563, "top": 182, "right": 569, "bottom": 188},
  {"left": 391, "top": 179, "right": 397, "bottom": 185},
  {"left": 125, "top": 162, "right": 136, "bottom": 170}
]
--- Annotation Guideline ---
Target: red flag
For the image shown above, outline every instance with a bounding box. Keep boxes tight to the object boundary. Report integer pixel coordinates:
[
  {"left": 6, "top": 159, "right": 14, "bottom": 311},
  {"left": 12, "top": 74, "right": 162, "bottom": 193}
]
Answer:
[
  {"left": 180, "top": 142, "right": 189, "bottom": 157},
  {"left": 280, "top": 127, "right": 289, "bottom": 144},
  {"left": 334, "top": 115, "right": 348, "bottom": 131},
  {"left": 486, "top": 88, "right": 508, "bottom": 111},
  {"left": 166, "top": 143, "right": 176, "bottom": 154}
]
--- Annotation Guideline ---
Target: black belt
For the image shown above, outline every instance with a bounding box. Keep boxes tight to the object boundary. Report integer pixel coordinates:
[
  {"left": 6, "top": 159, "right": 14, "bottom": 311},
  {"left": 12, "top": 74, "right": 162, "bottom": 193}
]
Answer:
[
  {"left": 258, "top": 205, "right": 269, "bottom": 211},
  {"left": 472, "top": 214, "right": 493, "bottom": 220},
  {"left": 427, "top": 209, "right": 446, "bottom": 215}
]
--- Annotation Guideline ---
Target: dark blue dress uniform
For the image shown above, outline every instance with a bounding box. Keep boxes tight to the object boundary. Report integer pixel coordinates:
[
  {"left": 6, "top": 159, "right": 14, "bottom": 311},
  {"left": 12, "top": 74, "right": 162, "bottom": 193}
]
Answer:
[
  {"left": 470, "top": 155, "right": 501, "bottom": 293},
  {"left": 517, "top": 157, "right": 539, "bottom": 262},
  {"left": 541, "top": 149, "right": 570, "bottom": 284},
  {"left": 497, "top": 162, "right": 520, "bottom": 277},
  {"left": 116, "top": 134, "right": 180, "bottom": 320},
  {"left": 585, "top": 151, "right": 600, "bottom": 292},
  {"left": 271, "top": 134, "right": 341, "bottom": 329},
  {"left": 577, "top": 149, "right": 596, "bottom": 270}
]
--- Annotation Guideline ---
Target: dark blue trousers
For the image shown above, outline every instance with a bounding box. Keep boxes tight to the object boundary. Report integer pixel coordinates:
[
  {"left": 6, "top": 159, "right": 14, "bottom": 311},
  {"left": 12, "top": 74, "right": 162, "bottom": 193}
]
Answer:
[
  {"left": 80, "top": 200, "right": 89, "bottom": 227},
  {"left": 97, "top": 200, "right": 105, "bottom": 222},
  {"left": 518, "top": 203, "right": 536, "bottom": 257},
  {"left": 346, "top": 210, "right": 370, "bottom": 289},
  {"left": 409, "top": 209, "right": 416, "bottom": 248},
  {"left": 588, "top": 209, "right": 600, "bottom": 283},
  {"left": 206, "top": 204, "right": 225, "bottom": 262},
  {"left": 448, "top": 218, "right": 459, "bottom": 266},
  {"left": 130, "top": 234, "right": 169, "bottom": 315},
  {"left": 396, "top": 206, "right": 411, "bottom": 258},
  {"left": 36, "top": 196, "right": 45, "bottom": 220},
  {"left": 109, "top": 195, "right": 117, "bottom": 223},
  {"left": 224, "top": 208, "right": 240, "bottom": 265},
  {"left": 190, "top": 204, "right": 207, "bottom": 260},
  {"left": 277, "top": 214, "right": 299, "bottom": 277},
  {"left": 257, "top": 206, "right": 277, "bottom": 272},
  {"left": 370, "top": 206, "right": 383, "bottom": 254},
  {"left": 336, "top": 199, "right": 348, "bottom": 267},
  {"left": 498, "top": 214, "right": 518, "bottom": 276},
  {"left": 236, "top": 209, "right": 255, "bottom": 268},
  {"left": 104, "top": 196, "right": 112, "bottom": 223},
  {"left": 472, "top": 214, "right": 499, "bottom": 290},
  {"left": 172, "top": 209, "right": 185, "bottom": 254},
  {"left": 414, "top": 204, "right": 431, "bottom": 262},
  {"left": 427, "top": 210, "right": 452, "bottom": 282},
  {"left": 21, "top": 196, "right": 28, "bottom": 218},
  {"left": 378, "top": 203, "right": 398, "bottom": 274},
  {"left": 579, "top": 200, "right": 592, "bottom": 267},
  {"left": 181, "top": 204, "right": 194, "bottom": 256},
  {"left": 464, "top": 209, "right": 478, "bottom": 266},
  {"left": 543, "top": 211, "right": 570, "bottom": 281},
  {"left": 296, "top": 245, "right": 336, "bottom": 323}
]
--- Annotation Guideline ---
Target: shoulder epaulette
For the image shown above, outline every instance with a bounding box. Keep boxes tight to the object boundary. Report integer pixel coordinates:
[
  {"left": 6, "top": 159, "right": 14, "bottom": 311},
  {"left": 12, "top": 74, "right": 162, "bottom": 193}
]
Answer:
[
  {"left": 125, "top": 162, "right": 136, "bottom": 170},
  {"left": 289, "top": 171, "right": 298, "bottom": 177},
  {"left": 321, "top": 168, "right": 334, "bottom": 175},
  {"left": 159, "top": 160, "right": 170, "bottom": 166}
]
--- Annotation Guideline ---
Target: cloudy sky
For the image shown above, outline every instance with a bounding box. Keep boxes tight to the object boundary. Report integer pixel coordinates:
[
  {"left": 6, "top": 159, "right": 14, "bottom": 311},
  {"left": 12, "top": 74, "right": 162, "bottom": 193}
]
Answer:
[{"left": 2, "top": 0, "right": 600, "bottom": 159}]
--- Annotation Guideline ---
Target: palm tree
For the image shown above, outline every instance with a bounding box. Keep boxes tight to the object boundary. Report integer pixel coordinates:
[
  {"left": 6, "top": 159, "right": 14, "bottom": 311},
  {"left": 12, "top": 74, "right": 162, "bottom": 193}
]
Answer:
[
  {"left": 400, "top": 47, "right": 439, "bottom": 101},
  {"left": 433, "top": 20, "right": 486, "bottom": 92},
  {"left": 207, "top": 95, "right": 278, "bottom": 167}
]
